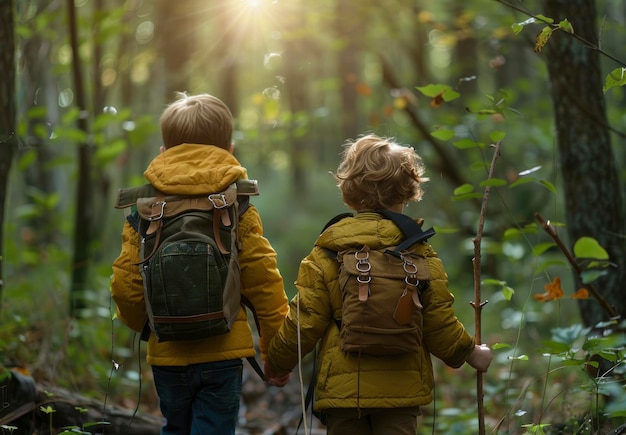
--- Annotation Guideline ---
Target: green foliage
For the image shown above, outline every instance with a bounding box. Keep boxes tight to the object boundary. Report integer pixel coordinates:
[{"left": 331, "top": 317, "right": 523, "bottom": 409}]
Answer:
[
  {"left": 604, "top": 67, "right": 626, "bottom": 93},
  {"left": 5, "top": 0, "right": 626, "bottom": 433},
  {"left": 416, "top": 67, "right": 625, "bottom": 431},
  {"left": 416, "top": 83, "right": 461, "bottom": 102}
]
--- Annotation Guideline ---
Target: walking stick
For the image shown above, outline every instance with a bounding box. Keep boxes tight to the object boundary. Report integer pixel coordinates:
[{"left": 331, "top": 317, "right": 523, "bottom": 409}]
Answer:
[{"left": 471, "top": 141, "right": 500, "bottom": 435}]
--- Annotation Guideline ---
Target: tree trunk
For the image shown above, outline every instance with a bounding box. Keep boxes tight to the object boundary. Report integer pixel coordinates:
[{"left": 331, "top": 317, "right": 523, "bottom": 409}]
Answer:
[
  {"left": 156, "top": 0, "right": 197, "bottom": 97},
  {"left": 67, "top": 0, "right": 94, "bottom": 317},
  {"left": 282, "top": 0, "right": 310, "bottom": 195},
  {"left": 0, "top": 0, "right": 16, "bottom": 308},
  {"left": 543, "top": 0, "right": 626, "bottom": 325},
  {"left": 335, "top": 0, "right": 362, "bottom": 140}
]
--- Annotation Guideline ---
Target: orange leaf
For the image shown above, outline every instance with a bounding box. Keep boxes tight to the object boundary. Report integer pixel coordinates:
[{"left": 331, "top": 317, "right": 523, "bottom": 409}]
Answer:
[
  {"left": 534, "top": 276, "right": 564, "bottom": 301},
  {"left": 572, "top": 288, "right": 590, "bottom": 300},
  {"left": 382, "top": 104, "right": 394, "bottom": 117},
  {"left": 356, "top": 82, "right": 372, "bottom": 96},
  {"left": 430, "top": 93, "right": 444, "bottom": 108}
]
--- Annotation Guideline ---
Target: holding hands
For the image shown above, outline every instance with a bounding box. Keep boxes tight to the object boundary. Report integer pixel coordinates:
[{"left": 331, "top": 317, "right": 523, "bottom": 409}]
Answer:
[{"left": 264, "top": 362, "right": 290, "bottom": 387}]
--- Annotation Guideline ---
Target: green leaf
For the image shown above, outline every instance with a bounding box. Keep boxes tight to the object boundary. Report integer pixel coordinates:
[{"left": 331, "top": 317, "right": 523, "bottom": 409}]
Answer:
[
  {"left": 27, "top": 106, "right": 48, "bottom": 119},
  {"left": 581, "top": 270, "right": 608, "bottom": 284},
  {"left": 453, "top": 183, "right": 475, "bottom": 195},
  {"left": 509, "top": 177, "right": 536, "bottom": 188},
  {"left": 492, "top": 343, "right": 511, "bottom": 350},
  {"left": 95, "top": 139, "right": 127, "bottom": 164},
  {"left": 17, "top": 150, "right": 37, "bottom": 171},
  {"left": 540, "top": 340, "right": 571, "bottom": 355},
  {"left": 603, "top": 67, "right": 626, "bottom": 93},
  {"left": 416, "top": 84, "right": 459, "bottom": 101},
  {"left": 83, "top": 421, "right": 110, "bottom": 428},
  {"left": 40, "top": 405, "right": 56, "bottom": 414},
  {"left": 61, "top": 107, "right": 81, "bottom": 124},
  {"left": 453, "top": 138, "right": 482, "bottom": 149},
  {"left": 582, "top": 335, "right": 625, "bottom": 354},
  {"left": 535, "top": 14, "right": 555, "bottom": 24},
  {"left": 489, "top": 131, "right": 506, "bottom": 142},
  {"left": 512, "top": 17, "right": 538, "bottom": 35},
  {"left": 482, "top": 278, "right": 505, "bottom": 286},
  {"left": 558, "top": 19, "right": 574, "bottom": 34},
  {"left": 552, "top": 324, "right": 589, "bottom": 345},
  {"left": 479, "top": 178, "right": 507, "bottom": 187},
  {"left": 538, "top": 179, "right": 556, "bottom": 193},
  {"left": 535, "top": 259, "right": 568, "bottom": 274},
  {"left": 431, "top": 129, "right": 455, "bottom": 141},
  {"left": 502, "top": 285, "right": 515, "bottom": 301},
  {"left": 503, "top": 228, "right": 522, "bottom": 240},
  {"left": 574, "top": 237, "right": 609, "bottom": 260},
  {"left": 532, "top": 242, "right": 556, "bottom": 256}
]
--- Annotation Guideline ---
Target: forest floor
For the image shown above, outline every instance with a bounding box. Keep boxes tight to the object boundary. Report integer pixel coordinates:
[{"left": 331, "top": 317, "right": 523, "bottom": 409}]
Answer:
[{"left": 13, "top": 361, "right": 325, "bottom": 435}]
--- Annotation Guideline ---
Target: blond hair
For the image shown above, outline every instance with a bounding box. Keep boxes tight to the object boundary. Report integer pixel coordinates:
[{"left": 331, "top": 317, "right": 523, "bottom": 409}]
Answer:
[
  {"left": 160, "top": 92, "right": 233, "bottom": 150},
  {"left": 335, "top": 134, "right": 428, "bottom": 211}
]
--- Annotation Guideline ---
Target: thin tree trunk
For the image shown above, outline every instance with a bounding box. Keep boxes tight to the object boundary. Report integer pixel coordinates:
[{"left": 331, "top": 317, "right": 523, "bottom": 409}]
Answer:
[
  {"left": 335, "top": 0, "right": 361, "bottom": 140},
  {"left": 0, "top": 0, "right": 16, "bottom": 308},
  {"left": 67, "top": 0, "right": 93, "bottom": 317},
  {"left": 282, "top": 0, "right": 309, "bottom": 195},
  {"left": 543, "top": 0, "right": 626, "bottom": 325},
  {"left": 156, "top": 0, "right": 197, "bottom": 97}
]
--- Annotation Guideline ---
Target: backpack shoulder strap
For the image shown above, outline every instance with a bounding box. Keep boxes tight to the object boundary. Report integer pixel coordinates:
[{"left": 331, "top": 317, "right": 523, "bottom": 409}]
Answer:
[
  {"left": 376, "top": 209, "right": 435, "bottom": 256},
  {"left": 114, "top": 179, "right": 260, "bottom": 209}
]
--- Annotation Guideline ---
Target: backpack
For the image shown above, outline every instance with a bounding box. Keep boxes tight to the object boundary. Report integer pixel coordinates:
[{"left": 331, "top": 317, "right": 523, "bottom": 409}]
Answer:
[
  {"left": 328, "top": 209, "right": 436, "bottom": 356},
  {"left": 114, "top": 179, "right": 261, "bottom": 343}
]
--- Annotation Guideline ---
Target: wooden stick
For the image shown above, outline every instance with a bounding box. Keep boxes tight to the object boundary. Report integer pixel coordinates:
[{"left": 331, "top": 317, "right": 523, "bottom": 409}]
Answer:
[{"left": 471, "top": 141, "right": 500, "bottom": 435}]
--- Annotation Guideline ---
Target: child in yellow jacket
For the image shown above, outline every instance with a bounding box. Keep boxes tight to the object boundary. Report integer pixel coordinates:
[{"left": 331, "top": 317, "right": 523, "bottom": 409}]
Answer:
[
  {"left": 111, "top": 93, "right": 289, "bottom": 435},
  {"left": 266, "top": 134, "right": 492, "bottom": 435}
]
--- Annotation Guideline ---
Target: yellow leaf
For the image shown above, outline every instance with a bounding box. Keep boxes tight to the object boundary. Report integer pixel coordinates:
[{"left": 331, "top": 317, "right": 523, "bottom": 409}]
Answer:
[{"left": 535, "top": 26, "right": 553, "bottom": 52}]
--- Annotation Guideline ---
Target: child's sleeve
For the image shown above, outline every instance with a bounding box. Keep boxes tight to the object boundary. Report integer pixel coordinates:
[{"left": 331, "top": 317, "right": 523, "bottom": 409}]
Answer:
[
  {"left": 110, "top": 219, "right": 147, "bottom": 333},
  {"left": 420, "top": 249, "right": 475, "bottom": 368},
  {"left": 237, "top": 205, "right": 289, "bottom": 361}
]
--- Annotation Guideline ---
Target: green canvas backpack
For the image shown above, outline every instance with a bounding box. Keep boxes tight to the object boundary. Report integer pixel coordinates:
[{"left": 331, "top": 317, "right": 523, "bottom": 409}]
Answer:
[{"left": 114, "top": 179, "right": 260, "bottom": 343}]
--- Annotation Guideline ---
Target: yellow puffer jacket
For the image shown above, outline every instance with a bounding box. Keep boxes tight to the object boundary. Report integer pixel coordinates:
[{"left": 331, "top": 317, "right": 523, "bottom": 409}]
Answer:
[
  {"left": 268, "top": 212, "right": 475, "bottom": 410},
  {"left": 111, "top": 143, "right": 289, "bottom": 366}
]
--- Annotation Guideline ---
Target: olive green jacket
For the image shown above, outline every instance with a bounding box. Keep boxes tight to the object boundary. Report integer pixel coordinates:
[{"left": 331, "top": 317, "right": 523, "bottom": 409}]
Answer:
[{"left": 268, "top": 212, "right": 475, "bottom": 410}]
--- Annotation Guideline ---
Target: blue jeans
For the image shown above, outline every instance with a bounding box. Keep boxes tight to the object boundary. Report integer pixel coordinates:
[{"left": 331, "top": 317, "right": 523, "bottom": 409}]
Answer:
[{"left": 152, "top": 359, "right": 243, "bottom": 435}]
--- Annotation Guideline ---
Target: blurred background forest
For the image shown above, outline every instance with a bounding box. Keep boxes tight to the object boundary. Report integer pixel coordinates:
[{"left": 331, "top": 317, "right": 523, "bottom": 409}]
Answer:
[{"left": 1, "top": 0, "right": 626, "bottom": 433}]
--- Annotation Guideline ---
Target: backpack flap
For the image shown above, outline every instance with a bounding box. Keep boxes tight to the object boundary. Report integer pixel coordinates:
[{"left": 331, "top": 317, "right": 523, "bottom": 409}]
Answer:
[
  {"left": 340, "top": 248, "right": 431, "bottom": 281},
  {"left": 114, "top": 179, "right": 259, "bottom": 210},
  {"left": 338, "top": 246, "right": 431, "bottom": 355},
  {"left": 134, "top": 184, "right": 239, "bottom": 221}
]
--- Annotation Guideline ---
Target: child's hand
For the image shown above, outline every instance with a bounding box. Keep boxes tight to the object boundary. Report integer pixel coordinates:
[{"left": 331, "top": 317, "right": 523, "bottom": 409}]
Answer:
[
  {"left": 466, "top": 344, "right": 493, "bottom": 372},
  {"left": 264, "top": 362, "right": 291, "bottom": 387}
]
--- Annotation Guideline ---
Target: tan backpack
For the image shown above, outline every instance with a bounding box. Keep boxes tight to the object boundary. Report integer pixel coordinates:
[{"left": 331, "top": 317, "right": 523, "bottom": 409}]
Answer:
[{"left": 330, "top": 210, "right": 435, "bottom": 356}]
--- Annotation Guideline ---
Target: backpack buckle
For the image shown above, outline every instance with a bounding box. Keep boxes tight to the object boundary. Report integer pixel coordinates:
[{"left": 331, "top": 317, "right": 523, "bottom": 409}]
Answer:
[
  {"left": 149, "top": 201, "right": 167, "bottom": 221},
  {"left": 401, "top": 254, "right": 419, "bottom": 287},
  {"left": 208, "top": 193, "right": 228, "bottom": 209},
  {"left": 354, "top": 247, "right": 371, "bottom": 301}
]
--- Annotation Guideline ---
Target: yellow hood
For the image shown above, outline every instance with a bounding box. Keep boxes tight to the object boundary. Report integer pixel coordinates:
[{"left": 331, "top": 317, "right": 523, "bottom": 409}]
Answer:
[{"left": 144, "top": 143, "right": 248, "bottom": 195}]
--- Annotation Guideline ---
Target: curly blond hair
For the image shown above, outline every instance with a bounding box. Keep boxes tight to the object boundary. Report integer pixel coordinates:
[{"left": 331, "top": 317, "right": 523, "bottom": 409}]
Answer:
[
  {"left": 335, "top": 134, "right": 429, "bottom": 211},
  {"left": 160, "top": 92, "right": 233, "bottom": 150}
]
